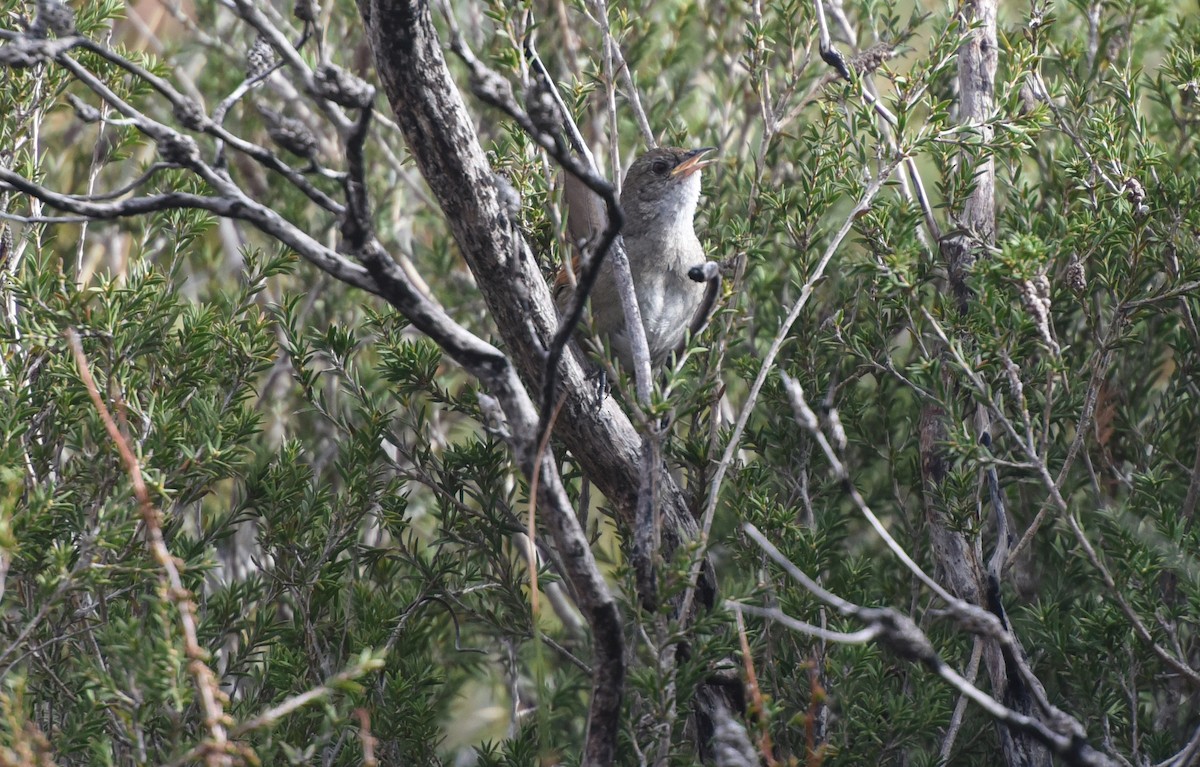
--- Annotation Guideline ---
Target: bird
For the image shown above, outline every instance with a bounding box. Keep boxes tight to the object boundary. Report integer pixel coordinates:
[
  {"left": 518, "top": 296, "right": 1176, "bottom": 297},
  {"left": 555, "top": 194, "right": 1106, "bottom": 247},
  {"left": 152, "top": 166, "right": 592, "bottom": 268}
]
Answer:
[{"left": 557, "top": 146, "right": 719, "bottom": 371}]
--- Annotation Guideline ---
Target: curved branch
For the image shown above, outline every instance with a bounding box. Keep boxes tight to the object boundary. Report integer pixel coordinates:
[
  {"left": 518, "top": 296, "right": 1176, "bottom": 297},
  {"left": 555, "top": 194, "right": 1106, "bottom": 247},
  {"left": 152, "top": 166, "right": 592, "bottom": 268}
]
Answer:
[
  {"left": 742, "top": 524, "right": 1121, "bottom": 767},
  {"left": 0, "top": 166, "right": 374, "bottom": 293}
]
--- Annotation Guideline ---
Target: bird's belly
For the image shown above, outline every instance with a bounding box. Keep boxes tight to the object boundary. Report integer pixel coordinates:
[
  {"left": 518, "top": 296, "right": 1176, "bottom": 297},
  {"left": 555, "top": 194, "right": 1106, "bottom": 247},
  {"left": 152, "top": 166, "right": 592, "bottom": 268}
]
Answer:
[{"left": 636, "top": 273, "right": 705, "bottom": 361}]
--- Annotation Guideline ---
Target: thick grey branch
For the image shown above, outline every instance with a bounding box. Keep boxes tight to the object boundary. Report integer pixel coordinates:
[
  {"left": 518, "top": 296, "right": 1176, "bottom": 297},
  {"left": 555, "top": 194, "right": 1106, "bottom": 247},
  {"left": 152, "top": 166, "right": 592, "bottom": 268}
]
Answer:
[{"left": 353, "top": 2, "right": 626, "bottom": 763}]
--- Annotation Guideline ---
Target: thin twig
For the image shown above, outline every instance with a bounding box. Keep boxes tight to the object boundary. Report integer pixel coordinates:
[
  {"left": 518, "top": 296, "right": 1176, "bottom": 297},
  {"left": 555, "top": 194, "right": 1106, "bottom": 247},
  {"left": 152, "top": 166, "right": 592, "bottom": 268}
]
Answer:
[
  {"left": 777, "top": 373, "right": 959, "bottom": 605},
  {"left": 67, "top": 329, "right": 230, "bottom": 767},
  {"left": 585, "top": 0, "right": 654, "bottom": 148},
  {"left": 939, "top": 637, "right": 984, "bottom": 762},
  {"left": 680, "top": 161, "right": 897, "bottom": 623},
  {"left": 741, "top": 523, "right": 1120, "bottom": 767},
  {"left": 730, "top": 602, "right": 882, "bottom": 645},
  {"left": 922, "top": 308, "right": 1200, "bottom": 688}
]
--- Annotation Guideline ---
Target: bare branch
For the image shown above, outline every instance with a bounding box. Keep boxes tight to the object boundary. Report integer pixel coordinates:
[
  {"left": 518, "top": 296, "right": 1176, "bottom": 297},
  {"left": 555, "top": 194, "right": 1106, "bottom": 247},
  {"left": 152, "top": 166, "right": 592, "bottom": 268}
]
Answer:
[
  {"left": 682, "top": 160, "right": 897, "bottom": 623},
  {"left": 729, "top": 602, "right": 882, "bottom": 645},
  {"left": 0, "top": 165, "right": 376, "bottom": 293},
  {"left": 741, "top": 524, "right": 1121, "bottom": 767},
  {"left": 584, "top": 0, "right": 655, "bottom": 148},
  {"left": 940, "top": 638, "right": 985, "bottom": 762}
]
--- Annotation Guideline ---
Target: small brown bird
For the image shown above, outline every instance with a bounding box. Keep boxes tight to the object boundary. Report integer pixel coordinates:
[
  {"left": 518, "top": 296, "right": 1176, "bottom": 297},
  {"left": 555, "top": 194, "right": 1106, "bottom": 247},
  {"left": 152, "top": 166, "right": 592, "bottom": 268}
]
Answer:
[{"left": 558, "top": 146, "right": 718, "bottom": 370}]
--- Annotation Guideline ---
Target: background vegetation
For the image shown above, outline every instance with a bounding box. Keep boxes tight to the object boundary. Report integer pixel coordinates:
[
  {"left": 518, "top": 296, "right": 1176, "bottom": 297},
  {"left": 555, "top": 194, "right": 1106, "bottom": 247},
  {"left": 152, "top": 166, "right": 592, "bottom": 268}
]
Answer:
[{"left": 1, "top": 0, "right": 1199, "bottom": 765}]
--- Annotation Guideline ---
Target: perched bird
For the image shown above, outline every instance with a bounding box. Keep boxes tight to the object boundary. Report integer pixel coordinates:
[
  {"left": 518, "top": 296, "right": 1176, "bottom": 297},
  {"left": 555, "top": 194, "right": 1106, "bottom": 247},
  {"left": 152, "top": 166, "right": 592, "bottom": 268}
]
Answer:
[{"left": 558, "top": 146, "right": 719, "bottom": 370}]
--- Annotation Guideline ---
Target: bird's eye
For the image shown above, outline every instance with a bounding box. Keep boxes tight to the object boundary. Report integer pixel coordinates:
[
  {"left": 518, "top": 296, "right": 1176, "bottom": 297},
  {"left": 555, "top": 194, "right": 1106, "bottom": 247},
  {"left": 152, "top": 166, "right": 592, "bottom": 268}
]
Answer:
[{"left": 650, "top": 159, "right": 670, "bottom": 175}]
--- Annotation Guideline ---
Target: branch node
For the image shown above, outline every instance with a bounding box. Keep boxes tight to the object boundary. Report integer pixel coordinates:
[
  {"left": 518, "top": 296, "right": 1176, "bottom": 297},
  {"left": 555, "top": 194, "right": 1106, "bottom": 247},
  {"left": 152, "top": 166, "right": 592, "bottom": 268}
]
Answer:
[
  {"left": 157, "top": 133, "right": 202, "bottom": 167},
  {"left": 246, "top": 35, "right": 277, "bottom": 80},
  {"left": 257, "top": 104, "right": 320, "bottom": 162},
  {"left": 31, "top": 0, "right": 75, "bottom": 39},
  {"left": 315, "top": 63, "right": 375, "bottom": 109},
  {"left": 293, "top": 0, "right": 319, "bottom": 23},
  {"left": 66, "top": 93, "right": 101, "bottom": 124},
  {"left": 172, "top": 97, "right": 209, "bottom": 132}
]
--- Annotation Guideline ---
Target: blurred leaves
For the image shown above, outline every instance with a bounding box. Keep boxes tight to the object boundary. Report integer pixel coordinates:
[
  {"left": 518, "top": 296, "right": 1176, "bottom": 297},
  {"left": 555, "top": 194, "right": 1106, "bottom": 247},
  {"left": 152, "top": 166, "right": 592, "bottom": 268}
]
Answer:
[{"left": 3, "top": 0, "right": 1200, "bottom": 765}]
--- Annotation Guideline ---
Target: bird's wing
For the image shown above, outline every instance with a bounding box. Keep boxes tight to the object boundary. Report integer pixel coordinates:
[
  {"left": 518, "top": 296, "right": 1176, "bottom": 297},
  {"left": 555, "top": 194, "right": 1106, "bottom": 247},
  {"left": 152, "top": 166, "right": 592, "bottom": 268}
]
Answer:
[
  {"left": 563, "top": 171, "right": 607, "bottom": 248},
  {"left": 554, "top": 171, "right": 609, "bottom": 304}
]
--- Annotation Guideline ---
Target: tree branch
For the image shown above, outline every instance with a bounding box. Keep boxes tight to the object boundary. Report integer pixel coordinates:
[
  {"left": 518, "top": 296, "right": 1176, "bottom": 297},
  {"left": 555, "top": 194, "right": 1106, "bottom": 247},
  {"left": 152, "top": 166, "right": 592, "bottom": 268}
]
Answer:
[
  {"left": 742, "top": 524, "right": 1121, "bottom": 767},
  {"left": 353, "top": 3, "right": 626, "bottom": 762}
]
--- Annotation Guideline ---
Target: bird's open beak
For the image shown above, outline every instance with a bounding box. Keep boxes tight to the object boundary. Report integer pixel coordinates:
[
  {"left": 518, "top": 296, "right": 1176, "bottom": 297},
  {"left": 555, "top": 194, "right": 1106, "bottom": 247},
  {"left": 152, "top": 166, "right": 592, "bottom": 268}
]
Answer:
[{"left": 671, "top": 147, "right": 717, "bottom": 178}]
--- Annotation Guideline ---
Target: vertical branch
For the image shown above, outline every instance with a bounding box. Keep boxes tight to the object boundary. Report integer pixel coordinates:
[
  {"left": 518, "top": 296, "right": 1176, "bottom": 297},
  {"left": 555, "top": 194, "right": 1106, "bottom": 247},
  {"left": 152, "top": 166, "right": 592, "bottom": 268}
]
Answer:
[
  {"left": 586, "top": 0, "right": 655, "bottom": 151},
  {"left": 956, "top": 0, "right": 997, "bottom": 238},
  {"left": 919, "top": 1, "right": 1054, "bottom": 765},
  {"left": 943, "top": 0, "right": 997, "bottom": 311}
]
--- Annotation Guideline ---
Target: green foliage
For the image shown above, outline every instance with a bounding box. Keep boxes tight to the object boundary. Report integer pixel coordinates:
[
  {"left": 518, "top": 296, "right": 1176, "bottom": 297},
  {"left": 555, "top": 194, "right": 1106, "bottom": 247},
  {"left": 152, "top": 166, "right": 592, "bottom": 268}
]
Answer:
[{"left": 3, "top": 0, "right": 1200, "bottom": 765}]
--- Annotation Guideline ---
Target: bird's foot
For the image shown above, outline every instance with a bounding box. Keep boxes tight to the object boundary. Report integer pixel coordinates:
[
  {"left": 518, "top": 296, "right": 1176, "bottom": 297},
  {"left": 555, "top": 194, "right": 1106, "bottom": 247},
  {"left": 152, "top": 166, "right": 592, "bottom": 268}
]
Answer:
[{"left": 687, "top": 261, "right": 720, "bottom": 283}]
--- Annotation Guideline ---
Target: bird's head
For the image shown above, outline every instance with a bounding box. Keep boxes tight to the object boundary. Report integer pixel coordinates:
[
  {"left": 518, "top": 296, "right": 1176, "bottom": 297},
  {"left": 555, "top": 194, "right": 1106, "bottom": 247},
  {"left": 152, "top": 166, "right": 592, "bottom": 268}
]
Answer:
[{"left": 620, "top": 147, "right": 716, "bottom": 237}]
